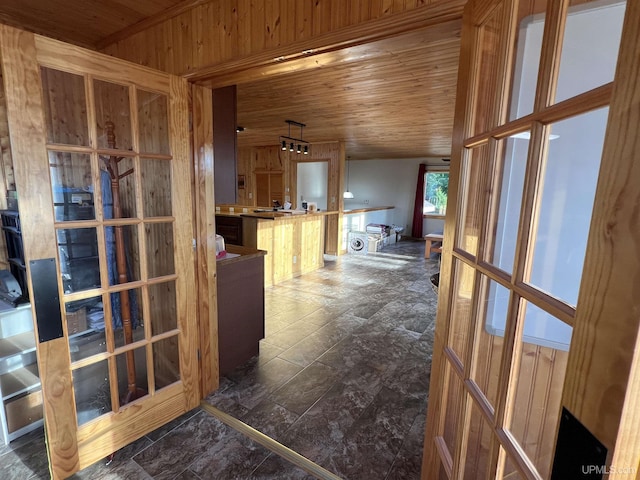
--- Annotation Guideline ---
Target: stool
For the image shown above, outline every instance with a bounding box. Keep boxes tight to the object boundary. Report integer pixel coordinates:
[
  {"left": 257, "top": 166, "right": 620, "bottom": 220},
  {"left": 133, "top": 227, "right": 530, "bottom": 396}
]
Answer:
[{"left": 424, "top": 232, "right": 444, "bottom": 258}]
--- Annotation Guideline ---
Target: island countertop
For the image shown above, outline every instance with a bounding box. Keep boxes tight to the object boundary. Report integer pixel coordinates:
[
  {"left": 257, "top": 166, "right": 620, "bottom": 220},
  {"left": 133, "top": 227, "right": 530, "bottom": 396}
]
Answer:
[
  {"left": 241, "top": 210, "right": 338, "bottom": 220},
  {"left": 216, "top": 244, "right": 266, "bottom": 265},
  {"left": 216, "top": 209, "right": 338, "bottom": 220},
  {"left": 343, "top": 205, "right": 394, "bottom": 214}
]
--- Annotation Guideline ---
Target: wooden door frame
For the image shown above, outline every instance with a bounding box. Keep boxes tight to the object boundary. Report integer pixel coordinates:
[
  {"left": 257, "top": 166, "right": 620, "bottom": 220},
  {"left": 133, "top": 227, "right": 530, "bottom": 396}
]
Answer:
[
  {"left": 170, "top": 0, "right": 469, "bottom": 414},
  {"left": 422, "top": 1, "right": 640, "bottom": 478},
  {"left": 192, "top": 84, "right": 219, "bottom": 397}
]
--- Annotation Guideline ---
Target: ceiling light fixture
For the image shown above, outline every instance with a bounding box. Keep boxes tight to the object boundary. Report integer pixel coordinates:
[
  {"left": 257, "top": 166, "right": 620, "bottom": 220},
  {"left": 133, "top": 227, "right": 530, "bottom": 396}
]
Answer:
[
  {"left": 343, "top": 158, "right": 354, "bottom": 199},
  {"left": 280, "top": 120, "right": 310, "bottom": 155}
]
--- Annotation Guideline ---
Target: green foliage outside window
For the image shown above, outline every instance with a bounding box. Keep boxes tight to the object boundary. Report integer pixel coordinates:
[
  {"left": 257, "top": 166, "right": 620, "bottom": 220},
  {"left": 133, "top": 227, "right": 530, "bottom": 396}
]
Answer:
[{"left": 424, "top": 171, "right": 449, "bottom": 214}]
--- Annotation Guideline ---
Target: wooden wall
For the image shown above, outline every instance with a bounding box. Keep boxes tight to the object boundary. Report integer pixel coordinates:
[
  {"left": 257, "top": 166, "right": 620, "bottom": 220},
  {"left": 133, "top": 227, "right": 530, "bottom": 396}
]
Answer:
[
  {"left": 464, "top": 334, "right": 568, "bottom": 479},
  {"left": 243, "top": 213, "right": 329, "bottom": 287},
  {"left": 0, "top": 72, "right": 14, "bottom": 269},
  {"left": 237, "top": 144, "right": 289, "bottom": 207},
  {"left": 236, "top": 141, "right": 343, "bottom": 255},
  {"left": 0, "top": 73, "right": 15, "bottom": 196},
  {"left": 101, "top": 0, "right": 454, "bottom": 76}
]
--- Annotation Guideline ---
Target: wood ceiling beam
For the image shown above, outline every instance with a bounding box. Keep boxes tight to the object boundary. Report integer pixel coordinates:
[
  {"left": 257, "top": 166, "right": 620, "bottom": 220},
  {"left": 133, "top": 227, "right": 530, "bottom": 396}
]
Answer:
[{"left": 184, "top": 0, "right": 466, "bottom": 89}]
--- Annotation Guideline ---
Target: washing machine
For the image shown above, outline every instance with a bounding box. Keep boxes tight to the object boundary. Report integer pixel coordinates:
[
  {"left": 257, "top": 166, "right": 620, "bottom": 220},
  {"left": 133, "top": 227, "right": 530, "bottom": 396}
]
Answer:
[{"left": 348, "top": 231, "right": 368, "bottom": 254}]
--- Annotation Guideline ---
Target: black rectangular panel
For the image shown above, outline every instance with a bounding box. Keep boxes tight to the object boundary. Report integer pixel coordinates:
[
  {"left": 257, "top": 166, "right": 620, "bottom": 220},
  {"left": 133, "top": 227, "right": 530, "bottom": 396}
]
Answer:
[
  {"left": 30, "top": 258, "right": 64, "bottom": 343},
  {"left": 551, "top": 407, "right": 607, "bottom": 479}
]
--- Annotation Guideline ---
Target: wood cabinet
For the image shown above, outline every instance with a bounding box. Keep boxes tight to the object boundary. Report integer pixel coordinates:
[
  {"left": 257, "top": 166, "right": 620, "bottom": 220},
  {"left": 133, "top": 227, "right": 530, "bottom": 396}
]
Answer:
[
  {"left": 247, "top": 145, "right": 286, "bottom": 208},
  {"left": 242, "top": 212, "right": 331, "bottom": 287},
  {"left": 255, "top": 172, "right": 284, "bottom": 207},
  {"left": 0, "top": 301, "right": 43, "bottom": 444},
  {"left": 252, "top": 146, "right": 284, "bottom": 172},
  {"left": 216, "top": 246, "right": 265, "bottom": 376},
  {"left": 215, "top": 214, "right": 243, "bottom": 246}
]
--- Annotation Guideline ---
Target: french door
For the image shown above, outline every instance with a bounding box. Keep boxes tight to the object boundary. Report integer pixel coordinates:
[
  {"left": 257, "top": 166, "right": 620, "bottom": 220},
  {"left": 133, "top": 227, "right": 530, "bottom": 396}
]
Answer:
[
  {"left": 0, "top": 26, "right": 199, "bottom": 478},
  {"left": 423, "top": 0, "right": 632, "bottom": 479}
]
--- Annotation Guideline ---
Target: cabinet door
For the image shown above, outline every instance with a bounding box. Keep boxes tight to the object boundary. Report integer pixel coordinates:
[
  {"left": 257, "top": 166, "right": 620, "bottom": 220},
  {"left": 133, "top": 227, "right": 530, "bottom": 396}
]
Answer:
[
  {"left": 269, "top": 173, "right": 284, "bottom": 206},
  {"left": 0, "top": 26, "right": 198, "bottom": 479},
  {"left": 255, "top": 172, "right": 270, "bottom": 207},
  {"left": 253, "top": 146, "right": 271, "bottom": 171}
]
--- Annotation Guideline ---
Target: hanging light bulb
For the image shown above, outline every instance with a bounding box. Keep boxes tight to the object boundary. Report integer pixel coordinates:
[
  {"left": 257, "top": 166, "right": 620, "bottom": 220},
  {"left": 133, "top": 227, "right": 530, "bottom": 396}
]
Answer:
[
  {"left": 297, "top": 144, "right": 302, "bottom": 154},
  {"left": 343, "top": 158, "right": 354, "bottom": 199},
  {"left": 303, "top": 145, "right": 309, "bottom": 155},
  {"left": 289, "top": 142, "right": 294, "bottom": 152},
  {"left": 281, "top": 140, "right": 287, "bottom": 151}
]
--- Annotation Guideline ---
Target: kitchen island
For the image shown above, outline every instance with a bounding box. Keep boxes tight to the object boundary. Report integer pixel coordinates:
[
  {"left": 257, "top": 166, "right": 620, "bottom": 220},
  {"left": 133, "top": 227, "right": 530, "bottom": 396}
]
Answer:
[{"left": 216, "top": 207, "right": 338, "bottom": 286}]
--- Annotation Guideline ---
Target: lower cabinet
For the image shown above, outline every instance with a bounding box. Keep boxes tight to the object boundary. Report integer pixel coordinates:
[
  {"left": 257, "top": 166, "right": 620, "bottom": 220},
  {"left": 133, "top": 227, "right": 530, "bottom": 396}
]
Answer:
[
  {"left": 0, "top": 301, "right": 43, "bottom": 445},
  {"left": 216, "top": 247, "right": 265, "bottom": 376},
  {"left": 215, "top": 214, "right": 243, "bottom": 246}
]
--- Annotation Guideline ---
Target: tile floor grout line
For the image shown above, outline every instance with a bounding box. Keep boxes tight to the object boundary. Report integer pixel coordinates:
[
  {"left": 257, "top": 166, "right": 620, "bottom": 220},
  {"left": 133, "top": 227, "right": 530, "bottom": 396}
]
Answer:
[{"left": 200, "top": 401, "right": 344, "bottom": 480}]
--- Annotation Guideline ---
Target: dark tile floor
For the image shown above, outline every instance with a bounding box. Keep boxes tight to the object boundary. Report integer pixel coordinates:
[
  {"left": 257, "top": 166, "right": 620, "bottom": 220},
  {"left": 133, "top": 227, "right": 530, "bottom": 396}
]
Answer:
[{"left": 1, "top": 239, "right": 439, "bottom": 479}]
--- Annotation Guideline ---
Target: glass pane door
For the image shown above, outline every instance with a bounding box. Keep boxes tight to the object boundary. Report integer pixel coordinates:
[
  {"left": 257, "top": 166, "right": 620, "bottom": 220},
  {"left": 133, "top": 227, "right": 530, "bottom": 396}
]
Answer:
[
  {"left": 0, "top": 27, "right": 198, "bottom": 478},
  {"left": 425, "top": 0, "right": 628, "bottom": 478}
]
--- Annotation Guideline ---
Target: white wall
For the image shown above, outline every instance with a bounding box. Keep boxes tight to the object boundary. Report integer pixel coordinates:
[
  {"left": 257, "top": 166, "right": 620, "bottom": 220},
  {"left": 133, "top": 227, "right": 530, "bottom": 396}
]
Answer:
[
  {"left": 343, "top": 157, "right": 447, "bottom": 235},
  {"left": 297, "top": 161, "right": 329, "bottom": 210}
]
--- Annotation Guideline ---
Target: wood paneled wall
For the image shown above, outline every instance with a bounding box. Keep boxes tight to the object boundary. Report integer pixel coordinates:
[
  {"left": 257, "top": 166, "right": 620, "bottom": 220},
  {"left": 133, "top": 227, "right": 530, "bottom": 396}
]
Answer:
[
  {"left": 237, "top": 141, "right": 343, "bottom": 255},
  {"left": 466, "top": 333, "right": 568, "bottom": 479},
  {"left": 0, "top": 73, "right": 13, "bottom": 269},
  {"left": 41, "top": 68, "right": 89, "bottom": 146},
  {"left": 101, "top": 0, "right": 453, "bottom": 76},
  {"left": 237, "top": 145, "right": 288, "bottom": 207},
  {"left": 0, "top": 74, "right": 15, "bottom": 198},
  {"left": 243, "top": 213, "right": 329, "bottom": 287}
]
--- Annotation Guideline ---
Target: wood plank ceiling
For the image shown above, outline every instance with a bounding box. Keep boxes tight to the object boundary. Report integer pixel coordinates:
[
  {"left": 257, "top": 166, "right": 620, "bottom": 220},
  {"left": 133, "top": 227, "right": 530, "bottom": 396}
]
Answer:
[
  {"left": 236, "top": 24, "right": 461, "bottom": 160},
  {"left": 0, "top": 1, "right": 461, "bottom": 160},
  {"left": 0, "top": 0, "right": 187, "bottom": 49}
]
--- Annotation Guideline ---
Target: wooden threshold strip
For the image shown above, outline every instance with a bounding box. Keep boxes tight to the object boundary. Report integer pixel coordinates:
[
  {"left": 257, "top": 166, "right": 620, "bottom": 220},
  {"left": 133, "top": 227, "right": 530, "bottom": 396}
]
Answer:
[{"left": 200, "top": 402, "right": 343, "bottom": 480}]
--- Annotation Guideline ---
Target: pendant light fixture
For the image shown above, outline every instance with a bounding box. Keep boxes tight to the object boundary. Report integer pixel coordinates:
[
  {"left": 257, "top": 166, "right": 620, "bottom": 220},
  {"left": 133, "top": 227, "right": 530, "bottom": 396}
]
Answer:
[
  {"left": 280, "top": 119, "right": 310, "bottom": 155},
  {"left": 343, "top": 158, "right": 354, "bottom": 199}
]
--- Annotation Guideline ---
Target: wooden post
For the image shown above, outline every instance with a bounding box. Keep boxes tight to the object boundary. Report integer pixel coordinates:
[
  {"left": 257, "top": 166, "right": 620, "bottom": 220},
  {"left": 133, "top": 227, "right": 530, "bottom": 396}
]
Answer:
[{"left": 104, "top": 121, "right": 144, "bottom": 403}]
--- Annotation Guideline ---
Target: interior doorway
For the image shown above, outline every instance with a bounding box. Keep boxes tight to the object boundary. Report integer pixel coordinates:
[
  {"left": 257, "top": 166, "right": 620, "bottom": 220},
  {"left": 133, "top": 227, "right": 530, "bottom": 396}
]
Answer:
[{"left": 295, "top": 160, "right": 329, "bottom": 210}]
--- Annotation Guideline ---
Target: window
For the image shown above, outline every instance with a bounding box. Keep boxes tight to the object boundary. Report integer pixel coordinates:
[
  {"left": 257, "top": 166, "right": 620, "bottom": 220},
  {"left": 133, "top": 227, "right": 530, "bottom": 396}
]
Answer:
[{"left": 423, "top": 170, "right": 449, "bottom": 216}]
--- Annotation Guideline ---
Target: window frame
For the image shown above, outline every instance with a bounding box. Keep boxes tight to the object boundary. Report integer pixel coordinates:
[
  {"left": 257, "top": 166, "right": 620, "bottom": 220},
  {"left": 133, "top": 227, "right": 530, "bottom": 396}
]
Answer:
[{"left": 423, "top": 166, "right": 450, "bottom": 219}]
